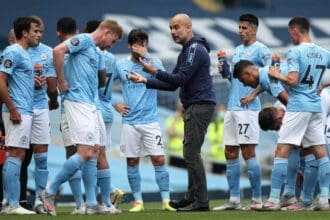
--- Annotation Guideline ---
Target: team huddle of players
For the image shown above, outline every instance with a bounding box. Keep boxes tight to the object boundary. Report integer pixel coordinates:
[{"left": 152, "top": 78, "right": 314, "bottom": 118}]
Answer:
[{"left": 0, "top": 12, "right": 330, "bottom": 216}]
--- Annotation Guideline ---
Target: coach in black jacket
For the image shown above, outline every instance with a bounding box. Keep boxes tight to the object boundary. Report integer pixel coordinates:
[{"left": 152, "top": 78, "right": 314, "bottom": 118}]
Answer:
[{"left": 130, "top": 13, "right": 216, "bottom": 211}]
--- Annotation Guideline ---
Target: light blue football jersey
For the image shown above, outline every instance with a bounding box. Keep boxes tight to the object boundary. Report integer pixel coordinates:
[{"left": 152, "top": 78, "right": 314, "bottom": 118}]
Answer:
[
  {"left": 286, "top": 43, "right": 330, "bottom": 112},
  {"left": 99, "top": 50, "right": 116, "bottom": 123},
  {"left": 259, "top": 66, "right": 285, "bottom": 98},
  {"left": 0, "top": 44, "right": 34, "bottom": 115},
  {"left": 94, "top": 47, "right": 106, "bottom": 111},
  {"left": 62, "top": 33, "right": 100, "bottom": 105},
  {"left": 278, "top": 61, "right": 290, "bottom": 92},
  {"left": 60, "top": 52, "right": 71, "bottom": 114},
  {"left": 228, "top": 41, "right": 271, "bottom": 111},
  {"left": 267, "top": 61, "right": 290, "bottom": 91},
  {"left": 28, "top": 43, "right": 55, "bottom": 109},
  {"left": 114, "top": 55, "right": 165, "bottom": 124}
]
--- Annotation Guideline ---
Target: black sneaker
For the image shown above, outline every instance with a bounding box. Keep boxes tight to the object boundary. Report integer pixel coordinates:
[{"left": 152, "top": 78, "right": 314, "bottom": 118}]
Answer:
[
  {"left": 20, "top": 201, "right": 33, "bottom": 211},
  {"left": 169, "top": 199, "right": 192, "bottom": 209},
  {"left": 177, "top": 202, "right": 209, "bottom": 212}
]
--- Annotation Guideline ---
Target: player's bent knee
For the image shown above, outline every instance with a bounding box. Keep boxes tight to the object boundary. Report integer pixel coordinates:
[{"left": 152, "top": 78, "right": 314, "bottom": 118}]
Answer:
[
  {"left": 127, "top": 157, "right": 140, "bottom": 166},
  {"left": 225, "top": 147, "right": 239, "bottom": 160},
  {"left": 151, "top": 155, "right": 165, "bottom": 166}
]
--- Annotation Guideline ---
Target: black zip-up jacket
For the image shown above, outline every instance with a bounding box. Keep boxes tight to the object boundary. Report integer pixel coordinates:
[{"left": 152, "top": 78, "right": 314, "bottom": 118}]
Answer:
[{"left": 146, "top": 36, "right": 216, "bottom": 109}]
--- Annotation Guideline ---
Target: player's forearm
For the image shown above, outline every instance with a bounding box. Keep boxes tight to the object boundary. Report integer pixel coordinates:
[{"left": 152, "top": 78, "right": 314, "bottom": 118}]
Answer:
[
  {"left": 0, "top": 76, "right": 16, "bottom": 111},
  {"left": 46, "top": 77, "right": 58, "bottom": 102},
  {"left": 277, "top": 90, "right": 288, "bottom": 106},
  {"left": 272, "top": 71, "right": 297, "bottom": 87},
  {"left": 53, "top": 46, "right": 66, "bottom": 82},
  {"left": 321, "top": 81, "right": 330, "bottom": 89},
  {"left": 269, "top": 67, "right": 297, "bottom": 87},
  {"left": 252, "top": 85, "right": 264, "bottom": 96}
]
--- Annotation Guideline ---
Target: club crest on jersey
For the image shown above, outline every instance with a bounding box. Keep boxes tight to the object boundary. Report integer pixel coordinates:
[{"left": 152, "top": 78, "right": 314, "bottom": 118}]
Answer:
[
  {"left": 20, "top": 136, "right": 28, "bottom": 145},
  {"left": 245, "top": 51, "right": 252, "bottom": 57},
  {"left": 64, "top": 53, "right": 70, "bottom": 60},
  {"left": 120, "top": 144, "right": 125, "bottom": 153},
  {"left": 4, "top": 59, "right": 12, "bottom": 68},
  {"left": 70, "top": 38, "right": 80, "bottom": 46},
  {"left": 86, "top": 132, "right": 94, "bottom": 141},
  {"left": 40, "top": 53, "right": 47, "bottom": 60}
]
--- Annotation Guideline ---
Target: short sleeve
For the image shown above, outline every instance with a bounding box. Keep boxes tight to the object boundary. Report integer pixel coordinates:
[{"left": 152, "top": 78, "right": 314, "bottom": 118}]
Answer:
[
  {"left": 65, "top": 34, "right": 90, "bottom": 54},
  {"left": 44, "top": 52, "right": 56, "bottom": 78},
  {"left": 0, "top": 49, "right": 17, "bottom": 76}
]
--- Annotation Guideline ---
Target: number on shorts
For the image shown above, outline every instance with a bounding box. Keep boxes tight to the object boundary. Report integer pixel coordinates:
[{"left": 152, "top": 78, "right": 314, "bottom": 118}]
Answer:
[
  {"left": 156, "top": 135, "right": 162, "bottom": 146},
  {"left": 325, "top": 125, "right": 330, "bottom": 138},
  {"left": 238, "top": 123, "right": 249, "bottom": 135}
]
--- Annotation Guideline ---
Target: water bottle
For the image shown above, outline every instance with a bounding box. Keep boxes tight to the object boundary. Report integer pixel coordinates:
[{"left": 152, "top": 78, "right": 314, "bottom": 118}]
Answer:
[
  {"left": 270, "top": 54, "right": 280, "bottom": 83},
  {"left": 271, "top": 54, "right": 281, "bottom": 68},
  {"left": 34, "top": 63, "right": 43, "bottom": 90},
  {"left": 217, "top": 50, "right": 231, "bottom": 79}
]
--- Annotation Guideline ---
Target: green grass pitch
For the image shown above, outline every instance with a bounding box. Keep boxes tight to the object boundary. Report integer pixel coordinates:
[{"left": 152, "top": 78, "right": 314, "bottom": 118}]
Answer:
[{"left": 3, "top": 200, "right": 330, "bottom": 220}]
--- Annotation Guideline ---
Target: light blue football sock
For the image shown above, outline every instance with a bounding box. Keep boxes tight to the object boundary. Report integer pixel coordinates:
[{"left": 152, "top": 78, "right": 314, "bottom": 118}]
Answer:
[
  {"left": 269, "top": 157, "right": 288, "bottom": 203},
  {"left": 95, "top": 180, "right": 99, "bottom": 202},
  {"left": 97, "top": 169, "right": 111, "bottom": 207},
  {"left": 300, "top": 154, "right": 318, "bottom": 205},
  {"left": 48, "top": 153, "right": 84, "bottom": 195},
  {"left": 34, "top": 152, "right": 48, "bottom": 204},
  {"left": 154, "top": 165, "right": 170, "bottom": 200},
  {"left": 127, "top": 164, "right": 142, "bottom": 201},
  {"left": 3, "top": 157, "right": 21, "bottom": 207},
  {"left": 246, "top": 157, "right": 261, "bottom": 201},
  {"left": 68, "top": 170, "right": 83, "bottom": 208},
  {"left": 226, "top": 158, "right": 240, "bottom": 199},
  {"left": 110, "top": 183, "right": 116, "bottom": 193},
  {"left": 328, "top": 144, "right": 330, "bottom": 198},
  {"left": 2, "top": 160, "right": 8, "bottom": 204},
  {"left": 82, "top": 158, "right": 97, "bottom": 207},
  {"left": 109, "top": 168, "right": 116, "bottom": 193},
  {"left": 317, "top": 157, "right": 330, "bottom": 199},
  {"left": 283, "top": 148, "right": 299, "bottom": 197}
]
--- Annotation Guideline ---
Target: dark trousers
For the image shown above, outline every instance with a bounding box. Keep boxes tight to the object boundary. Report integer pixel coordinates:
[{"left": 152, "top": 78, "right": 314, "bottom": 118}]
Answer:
[{"left": 182, "top": 103, "right": 215, "bottom": 205}]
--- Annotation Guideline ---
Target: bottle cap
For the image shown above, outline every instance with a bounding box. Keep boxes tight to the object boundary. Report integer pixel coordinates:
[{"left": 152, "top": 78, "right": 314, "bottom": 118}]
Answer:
[
  {"left": 271, "top": 54, "right": 281, "bottom": 61},
  {"left": 34, "top": 63, "right": 42, "bottom": 70},
  {"left": 217, "top": 50, "right": 226, "bottom": 57}
]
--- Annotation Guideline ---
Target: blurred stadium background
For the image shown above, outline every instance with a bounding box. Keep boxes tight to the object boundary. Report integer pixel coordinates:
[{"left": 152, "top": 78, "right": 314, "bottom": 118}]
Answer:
[{"left": 0, "top": 0, "right": 329, "bottom": 203}]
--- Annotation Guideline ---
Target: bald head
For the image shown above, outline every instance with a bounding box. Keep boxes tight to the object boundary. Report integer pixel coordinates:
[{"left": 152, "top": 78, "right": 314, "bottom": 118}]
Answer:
[
  {"left": 171, "top": 13, "right": 192, "bottom": 28},
  {"left": 169, "top": 13, "right": 193, "bottom": 45}
]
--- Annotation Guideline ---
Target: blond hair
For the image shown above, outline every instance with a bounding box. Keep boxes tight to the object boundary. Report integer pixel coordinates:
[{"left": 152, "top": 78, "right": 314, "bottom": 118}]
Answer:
[{"left": 98, "top": 19, "right": 123, "bottom": 39}]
